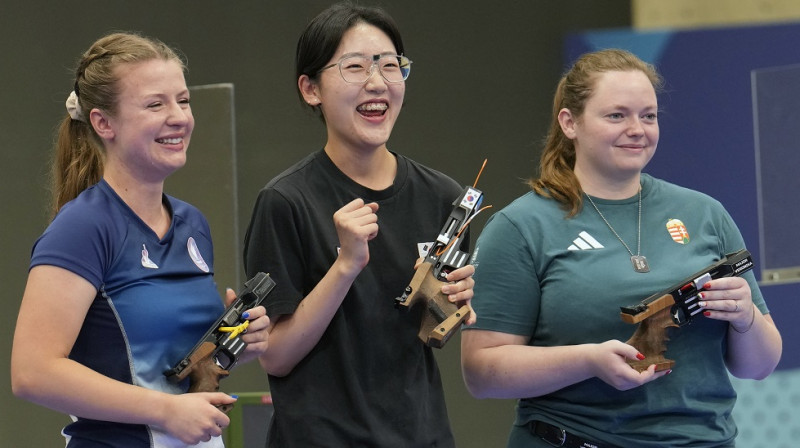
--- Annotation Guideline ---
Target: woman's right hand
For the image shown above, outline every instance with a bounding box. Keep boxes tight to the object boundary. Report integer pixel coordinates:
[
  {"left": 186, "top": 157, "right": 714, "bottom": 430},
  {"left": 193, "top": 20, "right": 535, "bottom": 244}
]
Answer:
[
  {"left": 159, "top": 392, "right": 236, "bottom": 444},
  {"left": 588, "top": 340, "right": 670, "bottom": 390},
  {"left": 257, "top": 198, "right": 380, "bottom": 377},
  {"left": 333, "top": 198, "right": 379, "bottom": 275},
  {"left": 462, "top": 330, "right": 671, "bottom": 399}
]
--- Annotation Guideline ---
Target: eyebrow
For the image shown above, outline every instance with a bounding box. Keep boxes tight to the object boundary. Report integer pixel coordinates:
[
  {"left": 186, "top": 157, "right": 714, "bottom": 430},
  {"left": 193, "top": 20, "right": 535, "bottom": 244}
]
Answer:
[
  {"left": 605, "top": 104, "right": 657, "bottom": 112},
  {"left": 137, "top": 90, "right": 191, "bottom": 102},
  {"left": 338, "top": 51, "right": 397, "bottom": 59}
]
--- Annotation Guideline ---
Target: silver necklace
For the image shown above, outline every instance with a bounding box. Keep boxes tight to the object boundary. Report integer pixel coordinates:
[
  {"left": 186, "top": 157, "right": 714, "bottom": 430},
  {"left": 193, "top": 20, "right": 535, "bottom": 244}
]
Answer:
[{"left": 585, "top": 188, "right": 650, "bottom": 273}]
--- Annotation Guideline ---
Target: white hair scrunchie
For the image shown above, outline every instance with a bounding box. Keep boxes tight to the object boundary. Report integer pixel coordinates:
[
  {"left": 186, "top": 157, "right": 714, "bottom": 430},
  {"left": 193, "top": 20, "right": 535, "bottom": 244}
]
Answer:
[{"left": 65, "top": 91, "right": 85, "bottom": 122}]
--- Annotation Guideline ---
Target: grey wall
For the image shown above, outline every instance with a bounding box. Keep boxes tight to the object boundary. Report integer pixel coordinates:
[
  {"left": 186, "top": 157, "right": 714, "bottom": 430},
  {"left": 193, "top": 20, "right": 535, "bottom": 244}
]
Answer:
[{"left": 0, "top": 1, "right": 630, "bottom": 446}]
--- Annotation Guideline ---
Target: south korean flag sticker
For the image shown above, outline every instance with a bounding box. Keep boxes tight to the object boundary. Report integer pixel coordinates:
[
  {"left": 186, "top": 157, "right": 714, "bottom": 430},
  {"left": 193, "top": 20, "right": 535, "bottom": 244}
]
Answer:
[
  {"left": 666, "top": 218, "right": 690, "bottom": 245},
  {"left": 418, "top": 242, "right": 434, "bottom": 258}
]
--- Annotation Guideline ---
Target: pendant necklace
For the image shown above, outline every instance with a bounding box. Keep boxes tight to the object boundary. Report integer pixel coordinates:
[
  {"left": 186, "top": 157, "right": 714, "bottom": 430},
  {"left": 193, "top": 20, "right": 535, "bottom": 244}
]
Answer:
[{"left": 585, "top": 188, "right": 650, "bottom": 273}]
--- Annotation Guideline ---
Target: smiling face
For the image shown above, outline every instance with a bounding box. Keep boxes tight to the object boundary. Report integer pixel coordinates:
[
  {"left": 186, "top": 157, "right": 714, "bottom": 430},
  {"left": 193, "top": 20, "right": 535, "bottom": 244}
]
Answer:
[
  {"left": 561, "top": 70, "right": 659, "bottom": 193},
  {"left": 300, "top": 22, "right": 405, "bottom": 155},
  {"left": 99, "top": 58, "right": 194, "bottom": 183}
]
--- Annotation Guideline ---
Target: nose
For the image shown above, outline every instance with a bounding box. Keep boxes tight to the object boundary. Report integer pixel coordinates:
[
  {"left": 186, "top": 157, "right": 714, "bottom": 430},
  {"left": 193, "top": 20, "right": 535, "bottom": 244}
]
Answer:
[
  {"left": 364, "top": 61, "right": 388, "bottom": 91},
  {"left": 166, "top": 101, "right": 192, "bottom": 126},
  {"left": 627, "top": 117, "right": 645, "bottom": 136}
]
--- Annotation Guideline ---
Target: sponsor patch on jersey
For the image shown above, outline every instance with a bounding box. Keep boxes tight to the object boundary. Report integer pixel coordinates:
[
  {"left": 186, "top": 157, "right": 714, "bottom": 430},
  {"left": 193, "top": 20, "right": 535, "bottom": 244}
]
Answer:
[
  {"left": 187, "top": 237, "right": 210, "bottom": 272},
  {"left": 141, "top": 244, "right": 159, "bottom": 269},
  {"left": 666, "top": 218, "right": 690, "bottom": 244}
]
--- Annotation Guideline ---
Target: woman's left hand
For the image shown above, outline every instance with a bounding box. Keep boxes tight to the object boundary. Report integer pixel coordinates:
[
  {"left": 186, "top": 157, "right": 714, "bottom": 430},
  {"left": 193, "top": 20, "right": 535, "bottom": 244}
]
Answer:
[
  {"left": 701, "top": 276, "right": 782, "bottom": 380},
  {"left": 224, "top": 288, "right": 270, "bottom": 365},
  {"left": 698, "top": 276, "right": 754, "bottom": 332}
]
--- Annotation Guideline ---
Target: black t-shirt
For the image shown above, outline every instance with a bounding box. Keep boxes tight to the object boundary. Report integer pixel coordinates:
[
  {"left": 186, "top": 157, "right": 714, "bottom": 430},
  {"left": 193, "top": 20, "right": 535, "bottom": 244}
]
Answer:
[{"left": 244, "top": 149, "right": 464, "bottom": 447}]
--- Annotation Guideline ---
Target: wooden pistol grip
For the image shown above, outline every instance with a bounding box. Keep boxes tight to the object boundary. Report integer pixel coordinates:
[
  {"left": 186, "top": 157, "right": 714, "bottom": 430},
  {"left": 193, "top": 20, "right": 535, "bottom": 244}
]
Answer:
[
  {"left": 397, "top": 263, "right": 434, "bottom": 310},
  {"left": 421, "top": 303, "right": 471, "bottom": 348},
  {"left": 620, "top": 294, "right": 675, "bottom": 324},
  {"left": 182, "top": 341, "right": 233, "bottom": 413},
  {"left": 411, "top": 264, "right": 471, "bottom": 348},
  {"left": 398, "top": 262, "right": 471, "bottom": 347},
  {"left": 624, "top": 305, "right": 679, "bottom": 372},
  {"left": 187, "top": 356, "right": 230, "bottom": 393},
  {"left": 173, "top": 342, "right": 217, "bottom": 381}
]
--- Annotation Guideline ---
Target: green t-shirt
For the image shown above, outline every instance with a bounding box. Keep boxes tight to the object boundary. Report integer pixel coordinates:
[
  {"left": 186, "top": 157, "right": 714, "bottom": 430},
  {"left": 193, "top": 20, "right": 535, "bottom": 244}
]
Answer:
[{"left": 467, "top": 174, "right": 767, "bottom": 447}]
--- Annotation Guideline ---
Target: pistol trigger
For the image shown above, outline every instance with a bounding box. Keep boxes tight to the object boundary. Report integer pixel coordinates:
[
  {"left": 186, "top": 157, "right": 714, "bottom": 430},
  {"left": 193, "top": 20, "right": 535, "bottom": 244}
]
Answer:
[
  {"left": 671, "top": 305, "right": 687, "bottom": 325},
  {"left": 213, "top": 356, "right": 225, "bottom": 369}
]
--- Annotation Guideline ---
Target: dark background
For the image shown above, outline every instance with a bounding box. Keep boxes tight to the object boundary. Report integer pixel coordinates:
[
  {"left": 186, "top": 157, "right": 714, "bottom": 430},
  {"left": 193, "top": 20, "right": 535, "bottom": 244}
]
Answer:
[{"left": 0, "top": 1, "right": 633, "bottom": 447}]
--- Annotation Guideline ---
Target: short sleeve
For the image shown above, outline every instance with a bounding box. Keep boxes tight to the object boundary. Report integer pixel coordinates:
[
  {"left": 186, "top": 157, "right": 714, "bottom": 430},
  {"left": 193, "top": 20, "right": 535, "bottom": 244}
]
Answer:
[
  {"left": 30, "top": 204, "right": 114, "bottom": 289},
  {"left": 243, "top": 187, "right": 307, "bottom": 318},
  {"left": 467, "top": 212, "right": 541, "bottom": 337}
]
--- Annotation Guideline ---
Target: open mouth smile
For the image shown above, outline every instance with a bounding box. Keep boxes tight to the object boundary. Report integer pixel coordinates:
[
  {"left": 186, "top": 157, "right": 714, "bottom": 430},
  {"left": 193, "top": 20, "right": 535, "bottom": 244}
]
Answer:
[
  {"left": 156, "top": 137, "right": 184, "bottom": 144},
  {"left": 356, "top": 102, "right": 388, "bottom": 117}
]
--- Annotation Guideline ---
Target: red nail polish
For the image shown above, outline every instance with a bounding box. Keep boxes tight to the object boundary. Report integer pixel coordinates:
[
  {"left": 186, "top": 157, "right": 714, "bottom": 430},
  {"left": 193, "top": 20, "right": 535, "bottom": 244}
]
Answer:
[
  {"left": 703, "top": 283, "right": 711, "bottom": 290},
  {"left": 698, "top": 292, "right": 704, "bottom": 300},
  {"left": 636, "top": 353, "right": 645, "bottom": 360},
  {"left": 704, "top": 311, "right": 711, "bottom": 317}
]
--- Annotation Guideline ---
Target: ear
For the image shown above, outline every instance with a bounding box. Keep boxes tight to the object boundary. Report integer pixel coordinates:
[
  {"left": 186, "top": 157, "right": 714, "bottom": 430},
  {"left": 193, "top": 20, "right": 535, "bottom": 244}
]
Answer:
[
  {"left": 89, "top": 108, "right": 115, "bottom": 141},
  {"left": 557, "top": 108, "right": 577, "bottom": 140},
  {"left": 298, "top": 75, "right": 321, "bottom": 106}
]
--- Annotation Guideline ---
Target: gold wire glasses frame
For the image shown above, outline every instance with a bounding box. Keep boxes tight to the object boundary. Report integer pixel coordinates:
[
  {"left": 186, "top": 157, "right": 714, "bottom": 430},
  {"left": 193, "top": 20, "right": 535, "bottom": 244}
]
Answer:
[{"left": 319, "top": 54, "right": 412, "bottom": 84}]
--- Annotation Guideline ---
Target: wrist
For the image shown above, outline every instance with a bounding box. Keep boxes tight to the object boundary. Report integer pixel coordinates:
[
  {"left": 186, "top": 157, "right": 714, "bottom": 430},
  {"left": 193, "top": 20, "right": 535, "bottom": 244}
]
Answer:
[
  {"left": 731, "top": 303, "right": 756, "bottom": 334},
  {"left": 142, "top": 389, "right": 172, "bottom": 428},
  {"left": 331, "top": 256, "right": 361, "bottom": 281},
  {"left": 582, "top": 343, "right": 605, "bottom": 378}
]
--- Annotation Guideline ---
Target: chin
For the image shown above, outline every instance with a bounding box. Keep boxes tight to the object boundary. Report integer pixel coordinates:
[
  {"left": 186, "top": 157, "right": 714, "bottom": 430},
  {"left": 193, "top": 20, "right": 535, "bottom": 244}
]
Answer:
[
  {"left": 360, "top": 130, "right": 393, "bottom": 148},
  {"left": 164, "top": 158, "right": 187, "bottom": 175}
]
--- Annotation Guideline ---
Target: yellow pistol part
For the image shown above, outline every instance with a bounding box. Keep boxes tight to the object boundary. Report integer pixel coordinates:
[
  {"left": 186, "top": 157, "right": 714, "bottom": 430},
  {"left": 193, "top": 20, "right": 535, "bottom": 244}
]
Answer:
[{"left": 218, "top": 320, "right": 250, "bottom": 340}]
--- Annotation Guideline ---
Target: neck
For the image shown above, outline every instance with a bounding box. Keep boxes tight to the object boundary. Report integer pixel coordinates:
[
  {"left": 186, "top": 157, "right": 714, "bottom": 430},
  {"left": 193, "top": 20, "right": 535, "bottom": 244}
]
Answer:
[
  {"left": 104, "top": 170, "right": 169, "bottom": 237},
  {"left": 578, "top": 172, "right": 642, "bottom": 200},
  {"left": 324, "top": 144, "right": 397, "bottom": 190}
]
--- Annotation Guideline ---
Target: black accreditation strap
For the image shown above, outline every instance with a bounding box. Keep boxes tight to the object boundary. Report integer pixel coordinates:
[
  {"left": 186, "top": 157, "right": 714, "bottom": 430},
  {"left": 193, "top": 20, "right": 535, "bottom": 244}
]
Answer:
[{"left": 528, "top": 421, "right": 618, "bottom": 448}]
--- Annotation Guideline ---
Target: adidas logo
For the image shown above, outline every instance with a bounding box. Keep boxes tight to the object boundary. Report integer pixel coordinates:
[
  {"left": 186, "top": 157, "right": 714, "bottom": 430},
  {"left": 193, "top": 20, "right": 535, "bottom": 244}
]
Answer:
[{"left": 568, "top": 231, "right": 605, "bottom": 251}]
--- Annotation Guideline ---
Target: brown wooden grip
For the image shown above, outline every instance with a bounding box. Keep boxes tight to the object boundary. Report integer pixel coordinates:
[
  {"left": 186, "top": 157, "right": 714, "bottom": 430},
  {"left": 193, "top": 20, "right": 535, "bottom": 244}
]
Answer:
[
  {"left": 180, "top": 341, "right": 233, "bottom": 413},
  {"left": 396, "top": 263, "right": 433, "bottom": 311},
  {"left": 620, "top": 294, "right": 675, "bottom": 324},
  {"left": 624, "top": 305, "right": 679, "bottom": 372},
  {"left": 398, "top": 262, "right": 471, "bottom": 348},
  {"left": 187, "top": 356, "right": 230, "bottom": 393},
  {"left": 420, "top": 302, "right": 471, "bottom": 348}
]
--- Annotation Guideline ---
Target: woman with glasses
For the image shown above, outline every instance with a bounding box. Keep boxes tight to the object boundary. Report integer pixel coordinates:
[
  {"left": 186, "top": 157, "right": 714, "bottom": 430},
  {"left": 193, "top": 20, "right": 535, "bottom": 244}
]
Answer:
[{"left": 243, "top": 2, "right": 475, "bottom": 447}]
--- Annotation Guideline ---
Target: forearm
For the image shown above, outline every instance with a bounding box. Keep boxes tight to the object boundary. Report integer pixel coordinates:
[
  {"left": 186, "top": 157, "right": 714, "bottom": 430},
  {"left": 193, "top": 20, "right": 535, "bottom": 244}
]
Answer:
[
  {"left": 259, "top": 257, "right": 359, "bottom": 376},
  {"left": 13, "top": 356, "right": 170, "bottom": 427},
  {"left": 725, "top": 310, "right": 782, "bottom": 379},
  {"left": 462, "top": 335, "right": 596, "bottom": 399},
  {"left": 12, "top": 267, "right": 171, "bottom": 426}
]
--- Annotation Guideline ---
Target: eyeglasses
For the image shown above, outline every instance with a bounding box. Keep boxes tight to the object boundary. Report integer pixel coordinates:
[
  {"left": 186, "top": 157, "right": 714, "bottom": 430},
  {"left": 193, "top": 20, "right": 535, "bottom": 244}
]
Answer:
[{"left": 319, "top": 54, "right": 412, "bottom": 84}]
